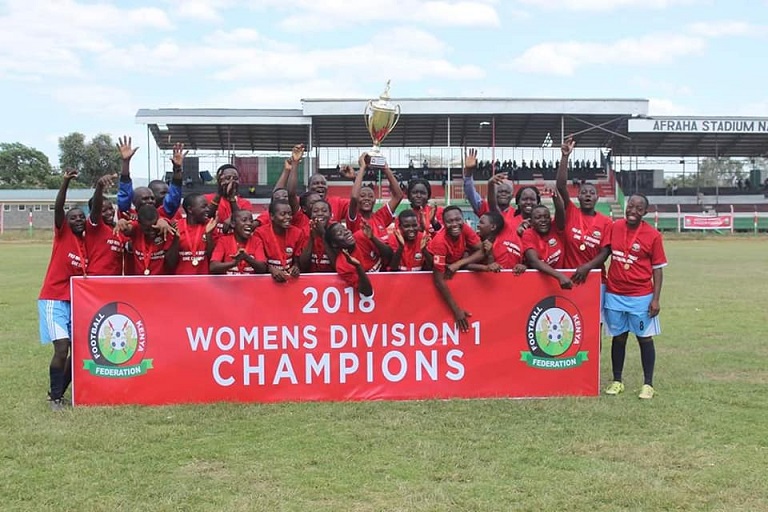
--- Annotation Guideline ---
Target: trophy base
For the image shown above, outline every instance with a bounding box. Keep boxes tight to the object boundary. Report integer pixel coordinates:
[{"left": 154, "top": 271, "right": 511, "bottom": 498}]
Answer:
[{"left": 368, "top": 154, "right": 387, "bottom": 169}]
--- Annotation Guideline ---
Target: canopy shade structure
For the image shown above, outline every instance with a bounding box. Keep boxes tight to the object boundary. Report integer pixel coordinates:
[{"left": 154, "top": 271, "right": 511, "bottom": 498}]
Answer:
[{"left": 136, "top": 100, "right": 768, "bottom": 158}]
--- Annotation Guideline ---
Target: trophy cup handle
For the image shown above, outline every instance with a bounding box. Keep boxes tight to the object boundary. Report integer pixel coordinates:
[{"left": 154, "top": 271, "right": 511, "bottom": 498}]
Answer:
[
  {"left": 364, "top": 100, "right": 374, "bottom": 134},
  {"left": 389, "top": 104, "right": 401, "bottom": 132}
]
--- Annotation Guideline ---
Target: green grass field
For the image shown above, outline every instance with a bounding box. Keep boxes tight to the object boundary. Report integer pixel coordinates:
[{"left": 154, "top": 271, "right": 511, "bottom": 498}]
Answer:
[{"left": 1, "top": 236, "right": 767, "bottom": 511}]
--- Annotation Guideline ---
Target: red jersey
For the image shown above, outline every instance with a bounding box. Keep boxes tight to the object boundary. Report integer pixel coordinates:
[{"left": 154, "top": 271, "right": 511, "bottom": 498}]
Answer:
[
  {"left": 39, "top": 224, "right": 87, "bottom": 301},
  {"left": 85, "top": 220, "right": 124, "bottom": 276},
  {"left": 522, "top": 228, "right": 564, "bottom": 268},
  {"left": 476, "top": 201, "right": 512, "bottom": 218},
  {"left": 427, "top": 223, "right": 481, "bottom": 272},
  {"left": 256, "top": 210, "right": 309, "bottom": 233},
  {"left": 205, "top": 194, "right": 254, "bottom": 234},
  {"left": 326, "top": 196, "right": 350, "bottom": 223},
  {"left": 347, "top": 204, "right": 395, "bottom": 242},
  {"left": 560, "top": 201, "right": 613, "bottom": 278},
  {"left": 412, "top": 204, "right": 444, "bottom": 234},
  {"left": 334, "top": 231, "right": 382, "bottom": 288},
  {"left": 128, "top": 229, "right": 174, "bottom": 275},
  {"left": 309, "top": 236, "right": 333, "bottom": 273},
  {"left": 255, "top": 223, "right": 307, "bottom": 270},
  {"left": 211, "top": 234, "right": 266, "bottom": 274},
  {"left": 607, "top": 220, "right": 667, "bottom": 296},
  {"left": 174, "top": 219, "right": 210, "bottom": 275},
  {"left": 387, "top": 232, "right": 428, "bottom": 271},
  {"left": 492, "top": 226, "right": 524, "bottom": 269}
]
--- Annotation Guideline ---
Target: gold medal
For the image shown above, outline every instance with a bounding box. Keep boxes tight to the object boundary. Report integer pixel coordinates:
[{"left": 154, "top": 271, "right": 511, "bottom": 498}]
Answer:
[
  {"left": 579, "top": 244, "right": 586, "bottom": 251},
  {"left": 143, "top": 268, "right": 151, "bottom": 275},
  {"left": 623, "top": 263, "right": 630, "bottom": 270},
  {"left": 191, "top": 258, "right": 199, "bottom": 267}
]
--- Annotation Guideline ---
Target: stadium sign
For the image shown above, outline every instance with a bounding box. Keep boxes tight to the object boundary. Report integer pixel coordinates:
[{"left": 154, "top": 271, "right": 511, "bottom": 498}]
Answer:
[
  {"left": 628, "top": 118, "right": 768, "bottom": 134},
  {"left": 71, "top": 272, "right": 601, "bottom": 405}
]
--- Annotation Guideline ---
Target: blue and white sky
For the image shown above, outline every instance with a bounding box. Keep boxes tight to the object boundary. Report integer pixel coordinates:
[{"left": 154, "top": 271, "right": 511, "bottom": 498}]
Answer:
[{"left": 1, "top": 0, "right": 766, "bottom": 179}]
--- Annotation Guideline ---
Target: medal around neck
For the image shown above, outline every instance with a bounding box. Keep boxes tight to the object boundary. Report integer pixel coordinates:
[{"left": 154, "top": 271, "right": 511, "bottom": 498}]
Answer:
[{"left": 364, "top": 80, "right": 401, "bottom": 169}]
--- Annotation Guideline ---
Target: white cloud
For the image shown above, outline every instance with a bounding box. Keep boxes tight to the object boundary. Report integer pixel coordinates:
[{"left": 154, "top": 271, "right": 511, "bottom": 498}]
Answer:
[
  {"left": 209, "top": 80, "right": 369, "bottom": 108},
  {"left": 49, "top": 85, "right": 137, "bottom": 118},
  {"left": 274, "top": 0, "right": 500, "bottom": 31},
  {"left": 0, "top": 0, "right": 172, "bottom": 80},
  {"left": 518, "top": 0, "right": 694, "bottom": 11},
  {"left": 687, "top": 21, "right": 763, "bottom": 37},
  {"left": 168, "top": 0, "right": 234, "bottom": 21},
  {"left": 97, "top": 27, "right": 483, "bottom": 84},
  {"left": 648, "top": 98, "right": 695, "bottom": 116},
  {"left": 512, "top": 34, "right": 706, "bottom": 75}
]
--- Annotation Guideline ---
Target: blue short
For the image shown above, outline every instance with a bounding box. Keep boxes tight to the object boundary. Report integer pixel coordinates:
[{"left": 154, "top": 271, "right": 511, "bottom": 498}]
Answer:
[
  {"left": 38, "top": 300, "right": 72, "bottom": 344},
  {"left": 603, "top": 293, "right": 660, "bottom": 338}
]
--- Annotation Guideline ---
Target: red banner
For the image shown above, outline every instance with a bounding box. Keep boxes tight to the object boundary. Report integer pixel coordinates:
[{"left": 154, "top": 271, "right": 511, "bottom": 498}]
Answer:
[
  {"left": 683, "top": 214, "right": 733, "bottom": 229},
  {"left": 71, "top": 271, "right": 601, "bottom": 406}
]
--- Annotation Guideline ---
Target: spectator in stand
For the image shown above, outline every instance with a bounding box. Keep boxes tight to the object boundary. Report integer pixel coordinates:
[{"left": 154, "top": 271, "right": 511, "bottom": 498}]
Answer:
[
  {"left": 603, "top": 194, "right": 667, "bottom": 400},
  {"left": 763, "top": 177, "right": 768, "bottom": 190},
  {"left": 737, "top": 178, "right": 743, "bottom": 190},
  {"left": 745, "top": 178, "right": 751, "bottom": 190}
]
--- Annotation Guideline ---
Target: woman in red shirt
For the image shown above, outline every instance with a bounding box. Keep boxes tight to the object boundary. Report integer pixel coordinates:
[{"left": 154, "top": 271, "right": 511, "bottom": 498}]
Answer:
[
  {"left": 522, "top": 202, "right": 572, "bottom": 290},
  {"left": 210, "top": 210, "right": 267, "bottom": 275}
]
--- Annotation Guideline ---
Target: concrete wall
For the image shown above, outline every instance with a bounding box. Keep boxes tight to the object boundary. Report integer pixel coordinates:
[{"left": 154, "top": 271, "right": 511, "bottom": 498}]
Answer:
[{"left": 1, "top": 202, "right": 89, "bottom": 230}]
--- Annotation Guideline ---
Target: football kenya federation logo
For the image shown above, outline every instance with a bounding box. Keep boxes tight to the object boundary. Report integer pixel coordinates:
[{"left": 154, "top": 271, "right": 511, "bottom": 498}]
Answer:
[
  {"left": 83, "top": 302, "right": 153, "bottom": 378},
  {"left": 521, "top": 296, "right": 589, "bottom": 369}
]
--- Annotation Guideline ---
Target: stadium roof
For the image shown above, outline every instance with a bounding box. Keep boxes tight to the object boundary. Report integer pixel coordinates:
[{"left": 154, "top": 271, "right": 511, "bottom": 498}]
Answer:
[{"left": 136, "top": 99, "right": 768, "bottom": 158}]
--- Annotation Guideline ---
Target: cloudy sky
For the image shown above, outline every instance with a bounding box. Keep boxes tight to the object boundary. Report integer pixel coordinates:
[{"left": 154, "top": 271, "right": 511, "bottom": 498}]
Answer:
[{"left": 1, "top": 0, "right": 766, "bottom": 178}]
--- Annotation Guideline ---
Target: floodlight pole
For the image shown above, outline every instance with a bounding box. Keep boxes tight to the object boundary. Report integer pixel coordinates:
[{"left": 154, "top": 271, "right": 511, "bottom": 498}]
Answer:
[
  {"left": 491, "top": 116, "right": 496, "bottom": 174},
  {"left": 146, "top": 126, "right": 151, "bottom": 183},
  {"left": 447, "top": 116, "right": 452, "bottom": 206}
]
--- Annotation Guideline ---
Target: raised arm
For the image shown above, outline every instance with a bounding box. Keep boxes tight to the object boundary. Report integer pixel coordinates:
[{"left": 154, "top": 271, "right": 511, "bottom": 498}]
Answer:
[
  {"left": 556, "top": 135, "right": 575, "bottom": 205},
  {"left": 382, "top": 163, "right": 404, "bottom": 212},
  {"left": 55, "top": 169, "right": 78, "bottom": 229},
  {"left": 116, "top": 136, "right": 139, "bottom": 213},
  {"left": 163, "top": 142, "right": 186, "bottom": 217},
  {"left": 90, "top": 173, "right": 117, "bottom": 225},
  {"left": 348, "top": 154, "right": 368, "bottom": 221},
  {"left": 462, "top": 148, "right": 484, "bottom": 215},
  {"left": 487, "top": 173, "right": 506, "bottom": 214},
  {"left": 287, "top": 144, "right": 304, "bottom": 214}
]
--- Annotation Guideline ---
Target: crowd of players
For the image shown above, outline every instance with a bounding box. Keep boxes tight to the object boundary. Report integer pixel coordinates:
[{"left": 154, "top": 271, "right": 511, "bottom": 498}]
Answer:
[{"left": 38, "top": 136, "right": 666, "bottom": 409}]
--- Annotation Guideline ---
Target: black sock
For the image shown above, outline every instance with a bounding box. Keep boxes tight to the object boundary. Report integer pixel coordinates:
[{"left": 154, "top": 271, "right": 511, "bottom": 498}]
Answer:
[
  {"left": 639, "top": 339, "right": 656, "bottom": 386},
  {"left": 62, "top": 356, "right": 72, "bottom": 396},
  {"left": 49, "top": 366, "right": 65, "bottom": 401},
  {"left": 611, "top": 337, "right": 627, "bottom": 382}
]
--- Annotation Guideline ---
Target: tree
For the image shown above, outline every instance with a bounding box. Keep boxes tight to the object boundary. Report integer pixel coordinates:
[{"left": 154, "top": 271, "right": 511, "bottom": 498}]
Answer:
[
  {"left": 696, "top": 157, "right": 745, "bottom": 187},
  {"left": 0, "top": 142, "right": 61, "bottom": 189},
  {"left": 58, "top": 132, "right": 121, "bottom": 186}
]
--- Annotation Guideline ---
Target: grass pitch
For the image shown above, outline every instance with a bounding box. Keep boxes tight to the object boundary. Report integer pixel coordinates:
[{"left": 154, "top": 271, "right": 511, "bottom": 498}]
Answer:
[{"left": 1, "top": 236, "right": 767, "bottom": 511}]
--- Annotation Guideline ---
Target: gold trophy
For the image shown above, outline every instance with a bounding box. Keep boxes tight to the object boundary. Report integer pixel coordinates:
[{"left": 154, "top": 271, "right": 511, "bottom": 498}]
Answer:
[{"left": 364, "top": 80, "right": 401, "bottom": 169}]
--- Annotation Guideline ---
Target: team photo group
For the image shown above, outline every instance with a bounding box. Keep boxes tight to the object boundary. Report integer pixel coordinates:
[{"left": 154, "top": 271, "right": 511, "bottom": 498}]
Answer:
[{"left": 38, "top": 135, "right": 666, "bottom": 410}]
